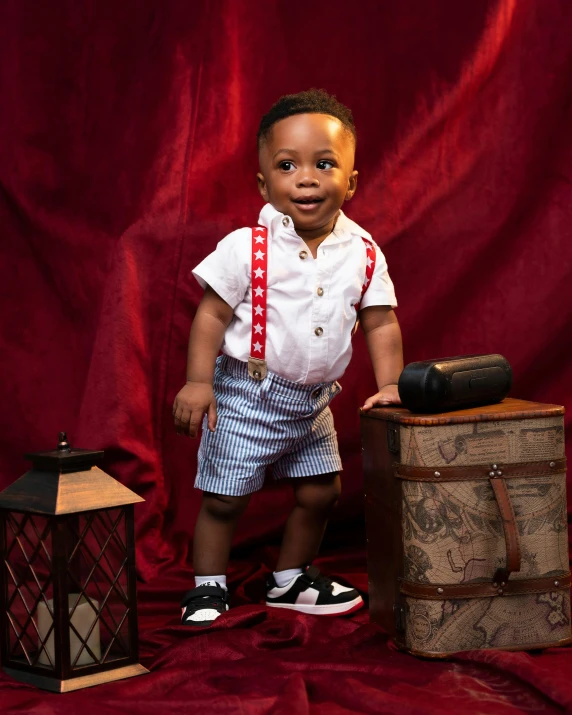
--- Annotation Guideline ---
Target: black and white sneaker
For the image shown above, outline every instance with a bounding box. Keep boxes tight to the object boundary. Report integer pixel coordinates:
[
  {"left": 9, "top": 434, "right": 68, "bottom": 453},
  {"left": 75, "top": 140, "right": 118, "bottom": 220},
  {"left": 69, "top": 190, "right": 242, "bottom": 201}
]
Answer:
[
  {"left": 265, "top": 565, "right": 363, "bottom": 616},
  {"left": 180, "top": 582, "right": 229, "bottom": 627}
]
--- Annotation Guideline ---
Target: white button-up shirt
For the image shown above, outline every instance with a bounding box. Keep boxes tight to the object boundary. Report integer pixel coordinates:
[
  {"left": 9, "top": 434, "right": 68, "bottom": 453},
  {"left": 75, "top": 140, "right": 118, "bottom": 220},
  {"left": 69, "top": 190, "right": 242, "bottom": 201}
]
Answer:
[{"left": 192, "top": 203, "right": 397, "bottom": 384}]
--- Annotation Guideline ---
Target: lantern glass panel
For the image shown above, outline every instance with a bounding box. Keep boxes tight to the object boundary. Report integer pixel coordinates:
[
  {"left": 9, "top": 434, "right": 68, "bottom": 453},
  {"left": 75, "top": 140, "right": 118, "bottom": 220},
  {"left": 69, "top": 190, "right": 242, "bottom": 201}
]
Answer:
[
  {"left": 4, "top": 512, "right": 56, "bottom": 670},
  {"left": 66, "top": 507, "right": 132, "bottom": 670}
]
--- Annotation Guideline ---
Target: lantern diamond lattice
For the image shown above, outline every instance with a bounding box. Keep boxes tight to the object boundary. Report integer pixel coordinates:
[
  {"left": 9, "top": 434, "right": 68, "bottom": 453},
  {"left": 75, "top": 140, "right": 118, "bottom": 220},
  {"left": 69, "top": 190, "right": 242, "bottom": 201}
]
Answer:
[{"left": 0, "top": 433, "right": 149, "bottom": 692}]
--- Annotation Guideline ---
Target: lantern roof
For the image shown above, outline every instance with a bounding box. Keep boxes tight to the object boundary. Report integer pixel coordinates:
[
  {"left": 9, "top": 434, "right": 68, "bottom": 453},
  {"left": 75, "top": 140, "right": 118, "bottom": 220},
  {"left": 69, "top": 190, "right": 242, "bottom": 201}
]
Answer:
[{"left": 0, "top": 433, "right": 144, "bottom": 515}]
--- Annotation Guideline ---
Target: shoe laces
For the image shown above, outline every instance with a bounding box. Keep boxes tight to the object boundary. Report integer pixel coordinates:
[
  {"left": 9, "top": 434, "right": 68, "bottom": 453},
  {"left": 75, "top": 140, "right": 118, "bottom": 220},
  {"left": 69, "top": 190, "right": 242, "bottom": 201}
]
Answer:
[
  {"left": 313, "top": 573, "right": 333, "bottom": 590},
  {"left": 304, "top": 568, "right": 333, "bottom": 591}
]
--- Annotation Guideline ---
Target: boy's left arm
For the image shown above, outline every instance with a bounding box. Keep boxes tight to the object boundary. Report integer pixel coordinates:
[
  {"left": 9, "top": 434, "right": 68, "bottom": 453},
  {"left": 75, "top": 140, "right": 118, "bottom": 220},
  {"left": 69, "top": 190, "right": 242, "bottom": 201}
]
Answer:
[{"left": 359, "top": 305, "right": 404, "bottom": 410}]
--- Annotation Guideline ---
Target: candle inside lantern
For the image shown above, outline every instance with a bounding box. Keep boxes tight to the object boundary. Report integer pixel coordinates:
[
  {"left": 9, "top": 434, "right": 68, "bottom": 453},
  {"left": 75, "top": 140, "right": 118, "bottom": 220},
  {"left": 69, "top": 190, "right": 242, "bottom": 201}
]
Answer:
[{"left": 37, "top": 595, "right": 101, "bottom": 667}]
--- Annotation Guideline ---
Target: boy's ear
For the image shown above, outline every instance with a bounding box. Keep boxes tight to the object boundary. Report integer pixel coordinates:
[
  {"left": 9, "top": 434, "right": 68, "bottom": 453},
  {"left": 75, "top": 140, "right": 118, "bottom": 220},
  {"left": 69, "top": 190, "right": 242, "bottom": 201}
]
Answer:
[
  {"left": 257, "top": 172, "right": 269, "bottom": 201},
  {"left": 345, "top": 170, "right": 358, "bottom": 202}
]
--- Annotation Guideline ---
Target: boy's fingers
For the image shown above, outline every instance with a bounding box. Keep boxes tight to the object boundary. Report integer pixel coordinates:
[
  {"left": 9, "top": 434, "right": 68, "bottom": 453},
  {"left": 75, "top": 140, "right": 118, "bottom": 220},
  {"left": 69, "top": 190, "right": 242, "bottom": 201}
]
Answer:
[
  {"left": 188, "top": 408, "right": 205, "bottom": 438},
  {"left": 370, "top": 391, "right": 402, "bottom": 407},
  {"left": 173, "top": 407, "right": 184, "bottom": 432},
  {"left": 207, "top": 401, "right": 217, "bottom": 432},
  {"left": 362, "top": 392, "right": 397, "bottom": 410}
]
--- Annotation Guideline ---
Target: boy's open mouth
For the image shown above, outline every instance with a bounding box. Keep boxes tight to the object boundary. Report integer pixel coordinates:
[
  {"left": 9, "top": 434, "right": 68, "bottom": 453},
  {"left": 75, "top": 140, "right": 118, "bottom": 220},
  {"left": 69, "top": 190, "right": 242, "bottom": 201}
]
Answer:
[{"left": 291, "top": 196, "right": 324, "bottom": 209}]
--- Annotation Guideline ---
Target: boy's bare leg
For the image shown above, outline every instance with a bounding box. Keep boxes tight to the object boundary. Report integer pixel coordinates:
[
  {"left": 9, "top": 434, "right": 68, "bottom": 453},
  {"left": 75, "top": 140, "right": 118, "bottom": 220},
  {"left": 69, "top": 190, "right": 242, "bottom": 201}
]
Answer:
[
  {"left": 193, "top": 492, "right": 251, "bottom": 575},
  {"left": 275, "top": 473, "right": 341, "bottom": 571}
]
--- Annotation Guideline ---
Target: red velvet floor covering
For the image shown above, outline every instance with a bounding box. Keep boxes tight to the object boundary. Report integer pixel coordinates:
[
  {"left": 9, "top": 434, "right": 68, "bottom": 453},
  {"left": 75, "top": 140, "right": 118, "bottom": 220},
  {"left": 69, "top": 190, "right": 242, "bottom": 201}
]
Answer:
[{"left": 3, "top": 550, "right": 572, "bottom": 713}]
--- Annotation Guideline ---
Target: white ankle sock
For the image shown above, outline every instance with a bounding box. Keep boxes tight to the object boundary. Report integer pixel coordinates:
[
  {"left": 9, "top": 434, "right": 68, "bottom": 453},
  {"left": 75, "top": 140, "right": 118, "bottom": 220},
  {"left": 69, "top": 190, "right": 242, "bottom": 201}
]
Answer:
[
  {"left": 195, "top": 574, "right": 227, "bottom": 590},
  {"left": 273, "top": 567, "right": 303, "bottom": 588}
]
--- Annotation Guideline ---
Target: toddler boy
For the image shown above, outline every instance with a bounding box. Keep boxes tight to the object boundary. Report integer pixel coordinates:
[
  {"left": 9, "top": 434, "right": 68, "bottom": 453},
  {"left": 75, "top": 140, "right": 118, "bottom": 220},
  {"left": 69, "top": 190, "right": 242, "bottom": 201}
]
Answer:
[{"left": 173, "top": 89, "right": 403, "bottom": 626}]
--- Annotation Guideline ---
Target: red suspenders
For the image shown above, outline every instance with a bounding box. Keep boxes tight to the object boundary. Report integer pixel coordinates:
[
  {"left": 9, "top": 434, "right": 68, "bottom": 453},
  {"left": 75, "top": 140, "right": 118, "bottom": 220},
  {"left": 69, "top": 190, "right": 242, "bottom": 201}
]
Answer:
[
  {"left": 247, "top": 227, "right": 376, "bottom": 380},
  {"left": 355, "top": 238, "right": 376, "bottom": 313},
  {"left": 248, "top": 227, "right": 269, "bottom": 380}
]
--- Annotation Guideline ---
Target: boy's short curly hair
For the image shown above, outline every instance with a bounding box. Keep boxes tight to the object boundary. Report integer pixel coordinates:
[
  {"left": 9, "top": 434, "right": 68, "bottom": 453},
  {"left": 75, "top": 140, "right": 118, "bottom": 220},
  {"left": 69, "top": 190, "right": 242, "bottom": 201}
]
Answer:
[{"left": 257, "top": 89, "right": 356, "bottom": 147}]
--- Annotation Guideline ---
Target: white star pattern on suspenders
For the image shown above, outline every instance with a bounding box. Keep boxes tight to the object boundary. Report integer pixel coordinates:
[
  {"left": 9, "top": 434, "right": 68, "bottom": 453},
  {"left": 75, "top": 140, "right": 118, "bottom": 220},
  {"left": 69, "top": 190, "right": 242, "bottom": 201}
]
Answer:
[{"left": 253, "top": 228, "right": 266, "bottom": 245}]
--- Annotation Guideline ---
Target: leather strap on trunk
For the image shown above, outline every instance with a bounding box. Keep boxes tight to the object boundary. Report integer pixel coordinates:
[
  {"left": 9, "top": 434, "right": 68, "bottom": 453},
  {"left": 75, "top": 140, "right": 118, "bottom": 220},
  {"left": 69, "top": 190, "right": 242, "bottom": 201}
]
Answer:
[
  {"left": 394, "top": 457, "right": 566, "bottom": 481},
  {"left": 400, "top": 573, "right": 570, "bottom": 600},
  {"left": 489, "top": 474, "right": 521, "bottom": 582}
]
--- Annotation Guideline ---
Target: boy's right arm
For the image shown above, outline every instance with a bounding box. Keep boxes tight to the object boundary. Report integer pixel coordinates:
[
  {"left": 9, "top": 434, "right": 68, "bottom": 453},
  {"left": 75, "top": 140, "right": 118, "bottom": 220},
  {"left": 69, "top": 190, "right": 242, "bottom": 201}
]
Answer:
[{"left": 173, "top": 286, "right": 234, "bottom": 437}]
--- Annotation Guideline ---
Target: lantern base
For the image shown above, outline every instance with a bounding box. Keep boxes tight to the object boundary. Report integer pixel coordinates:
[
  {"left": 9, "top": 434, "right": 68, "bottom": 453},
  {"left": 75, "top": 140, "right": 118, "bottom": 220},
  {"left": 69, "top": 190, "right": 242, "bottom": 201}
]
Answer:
[{"left": 4, "top": 662, "right": 149, "bottom": 692}]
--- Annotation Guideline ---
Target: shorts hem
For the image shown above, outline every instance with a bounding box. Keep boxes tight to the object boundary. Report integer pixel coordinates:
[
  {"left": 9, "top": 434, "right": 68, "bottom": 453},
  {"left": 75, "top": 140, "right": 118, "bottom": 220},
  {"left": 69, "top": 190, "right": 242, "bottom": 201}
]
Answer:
[
  {"left": 273, "top": 458, "right": 343, "bottom": 481},
  {"left": 194, "top": 475, "right": 264, "bottom": 497}
]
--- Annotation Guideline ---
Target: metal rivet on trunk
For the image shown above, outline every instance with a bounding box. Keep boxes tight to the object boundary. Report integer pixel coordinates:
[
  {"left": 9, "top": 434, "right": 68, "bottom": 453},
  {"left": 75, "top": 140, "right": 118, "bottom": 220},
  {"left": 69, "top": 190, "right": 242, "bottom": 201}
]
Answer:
[
  {"left": 434, "top": 471, "right": 441, "bottom": 477},
  {"left": 492, "top": 464, "right": 498, "bottom": 470},
  {"left": 554, "top": 580, "right": 560, "bottom": 587},
  {"left": 436, "top": 587, "right": 444, "bottom": 595},
  {"left": 550, "top": 462, "right": 556, "bottom": 468}
]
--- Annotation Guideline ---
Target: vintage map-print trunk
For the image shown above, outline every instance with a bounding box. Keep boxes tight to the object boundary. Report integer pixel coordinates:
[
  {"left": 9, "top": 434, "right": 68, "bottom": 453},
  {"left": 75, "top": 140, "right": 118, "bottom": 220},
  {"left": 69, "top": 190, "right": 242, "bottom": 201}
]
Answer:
[{"left": 361, "top": 398, "right": 571, "bottom": 656}]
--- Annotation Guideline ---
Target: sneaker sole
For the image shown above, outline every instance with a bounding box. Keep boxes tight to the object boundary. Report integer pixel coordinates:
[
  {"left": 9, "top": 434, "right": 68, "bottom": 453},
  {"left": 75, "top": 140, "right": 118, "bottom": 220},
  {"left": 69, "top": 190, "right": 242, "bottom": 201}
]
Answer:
[{"left": 265, "top": 595, "right": 364, "bottom": 616}]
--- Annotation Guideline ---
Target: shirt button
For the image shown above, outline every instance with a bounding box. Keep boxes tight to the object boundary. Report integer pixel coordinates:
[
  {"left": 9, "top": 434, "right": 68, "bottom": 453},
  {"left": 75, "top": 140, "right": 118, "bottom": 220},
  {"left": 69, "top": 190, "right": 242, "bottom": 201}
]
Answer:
[
  {"left": 282, "top": 217, "right": 289, "bottom": 226},
  {"left": 299, "top": 250, "right": 308, "bottom": 260},
  {"left": 314, "top": 327, "right": 323, "bottom": 336},
  {"left": 317, "top": 287, "right": 324, "bottom": 296},
  {"left": 311, "top": 388, "right": 322, "bottom": 399}
]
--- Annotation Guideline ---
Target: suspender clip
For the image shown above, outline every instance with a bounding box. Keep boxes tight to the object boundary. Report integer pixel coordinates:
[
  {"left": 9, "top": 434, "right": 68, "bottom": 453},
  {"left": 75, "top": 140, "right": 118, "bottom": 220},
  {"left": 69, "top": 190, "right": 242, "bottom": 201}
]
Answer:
[{"left": 248, "top": 357, "right": 268, "bottom": 381}]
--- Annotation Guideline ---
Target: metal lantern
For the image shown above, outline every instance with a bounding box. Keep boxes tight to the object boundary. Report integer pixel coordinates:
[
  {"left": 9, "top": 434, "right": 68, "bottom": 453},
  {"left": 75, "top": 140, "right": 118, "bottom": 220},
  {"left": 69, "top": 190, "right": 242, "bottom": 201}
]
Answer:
[{"left": 0, "top": 433, "right": 149, "bottom": 692}]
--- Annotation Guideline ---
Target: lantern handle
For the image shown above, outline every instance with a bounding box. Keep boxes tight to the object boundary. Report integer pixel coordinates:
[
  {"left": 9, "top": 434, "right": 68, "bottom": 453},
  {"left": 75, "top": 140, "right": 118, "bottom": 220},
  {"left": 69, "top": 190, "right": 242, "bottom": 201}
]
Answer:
[{"left": 57, "top": 432, "right": 71, "bottom": 452}]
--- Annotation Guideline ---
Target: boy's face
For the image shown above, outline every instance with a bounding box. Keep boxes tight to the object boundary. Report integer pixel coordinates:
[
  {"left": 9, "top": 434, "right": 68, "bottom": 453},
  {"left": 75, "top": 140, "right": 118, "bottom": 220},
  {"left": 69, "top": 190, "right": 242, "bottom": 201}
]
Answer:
[{"left": 257, "top": 113, "right": 358, "bottom": 239}]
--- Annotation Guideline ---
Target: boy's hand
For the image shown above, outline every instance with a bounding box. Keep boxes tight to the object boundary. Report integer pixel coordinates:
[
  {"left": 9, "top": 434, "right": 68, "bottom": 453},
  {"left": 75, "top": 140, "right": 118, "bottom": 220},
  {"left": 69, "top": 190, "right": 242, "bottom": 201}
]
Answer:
[
  {"left": 173, "top": 382, "right": 217, "bottom": 437},
  {"left": 361, "top": 384, "right": 401, "bottom": 411}
]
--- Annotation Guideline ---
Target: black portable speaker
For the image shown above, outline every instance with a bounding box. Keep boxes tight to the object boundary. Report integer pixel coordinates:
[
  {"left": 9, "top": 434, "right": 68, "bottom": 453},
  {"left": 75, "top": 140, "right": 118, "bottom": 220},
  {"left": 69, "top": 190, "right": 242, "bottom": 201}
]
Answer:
[{"left": 397, "top": 354, "right": 512, "bottom": 413}]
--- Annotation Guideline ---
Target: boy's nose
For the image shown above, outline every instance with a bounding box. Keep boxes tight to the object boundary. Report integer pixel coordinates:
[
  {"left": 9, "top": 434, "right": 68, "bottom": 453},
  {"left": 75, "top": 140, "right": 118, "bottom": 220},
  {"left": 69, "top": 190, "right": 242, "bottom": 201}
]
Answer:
[{"left": 296, "top": 172, "right": 320, "bottom": 187}]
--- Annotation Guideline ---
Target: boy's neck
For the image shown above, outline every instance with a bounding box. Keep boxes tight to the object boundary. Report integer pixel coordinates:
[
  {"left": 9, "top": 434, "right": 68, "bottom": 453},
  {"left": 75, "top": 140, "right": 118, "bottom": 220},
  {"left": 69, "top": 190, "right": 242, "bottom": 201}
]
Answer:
[{"left": 293, "top": 212, "right": 339, "bottom": 257}]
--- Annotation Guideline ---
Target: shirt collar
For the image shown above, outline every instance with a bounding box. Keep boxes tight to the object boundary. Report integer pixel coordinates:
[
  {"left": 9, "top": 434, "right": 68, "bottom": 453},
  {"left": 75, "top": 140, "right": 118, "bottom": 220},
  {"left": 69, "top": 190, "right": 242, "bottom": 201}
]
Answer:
[{"left": 257, "top": 203, "right": 371, "bottom": 245}]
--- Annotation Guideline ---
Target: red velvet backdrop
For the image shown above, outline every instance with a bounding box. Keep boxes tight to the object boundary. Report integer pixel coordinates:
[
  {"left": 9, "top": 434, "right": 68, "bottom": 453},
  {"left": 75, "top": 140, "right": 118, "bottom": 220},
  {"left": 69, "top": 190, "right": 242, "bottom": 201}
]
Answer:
[{"left": 2, "top": 0, "right": 572, "bottom": 712}]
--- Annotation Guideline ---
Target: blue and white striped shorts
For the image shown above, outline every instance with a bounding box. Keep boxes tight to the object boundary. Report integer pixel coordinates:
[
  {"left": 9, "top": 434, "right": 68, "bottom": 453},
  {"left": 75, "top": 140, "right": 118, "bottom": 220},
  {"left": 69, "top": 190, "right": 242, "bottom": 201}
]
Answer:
[{"left": 196, "top": 355, "right": 343, "bottom": 496}]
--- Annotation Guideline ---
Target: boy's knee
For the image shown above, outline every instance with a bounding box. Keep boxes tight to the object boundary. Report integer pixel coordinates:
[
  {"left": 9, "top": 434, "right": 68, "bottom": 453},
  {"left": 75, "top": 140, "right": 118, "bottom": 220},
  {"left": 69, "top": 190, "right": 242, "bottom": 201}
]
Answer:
[
  {"left": 294, "top": 474, "right": 341, "bottom": 513},
  {"left": 202, "top": 492, "right": 250, "bottom": 522}
]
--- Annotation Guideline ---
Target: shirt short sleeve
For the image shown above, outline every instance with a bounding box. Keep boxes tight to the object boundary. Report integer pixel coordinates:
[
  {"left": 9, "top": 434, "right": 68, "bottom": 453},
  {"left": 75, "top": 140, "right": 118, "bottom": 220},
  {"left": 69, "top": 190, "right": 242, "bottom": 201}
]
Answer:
[
  {"left": 359, "top": 241, "right": 397, "bottom": 310},
  {"left": 192, "top": 228, "right": 251, "bottom": 309}
]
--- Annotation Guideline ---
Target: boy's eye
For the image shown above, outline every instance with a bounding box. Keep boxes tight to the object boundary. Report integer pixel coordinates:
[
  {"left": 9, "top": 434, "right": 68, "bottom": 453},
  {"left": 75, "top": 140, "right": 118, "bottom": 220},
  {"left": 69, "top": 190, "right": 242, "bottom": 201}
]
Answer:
[
  {"left": 317, "top": 160, "right": 335, "bottom": 170},
  {"left": 279, "top": 161, "right": 296, "bottom": 171}
]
